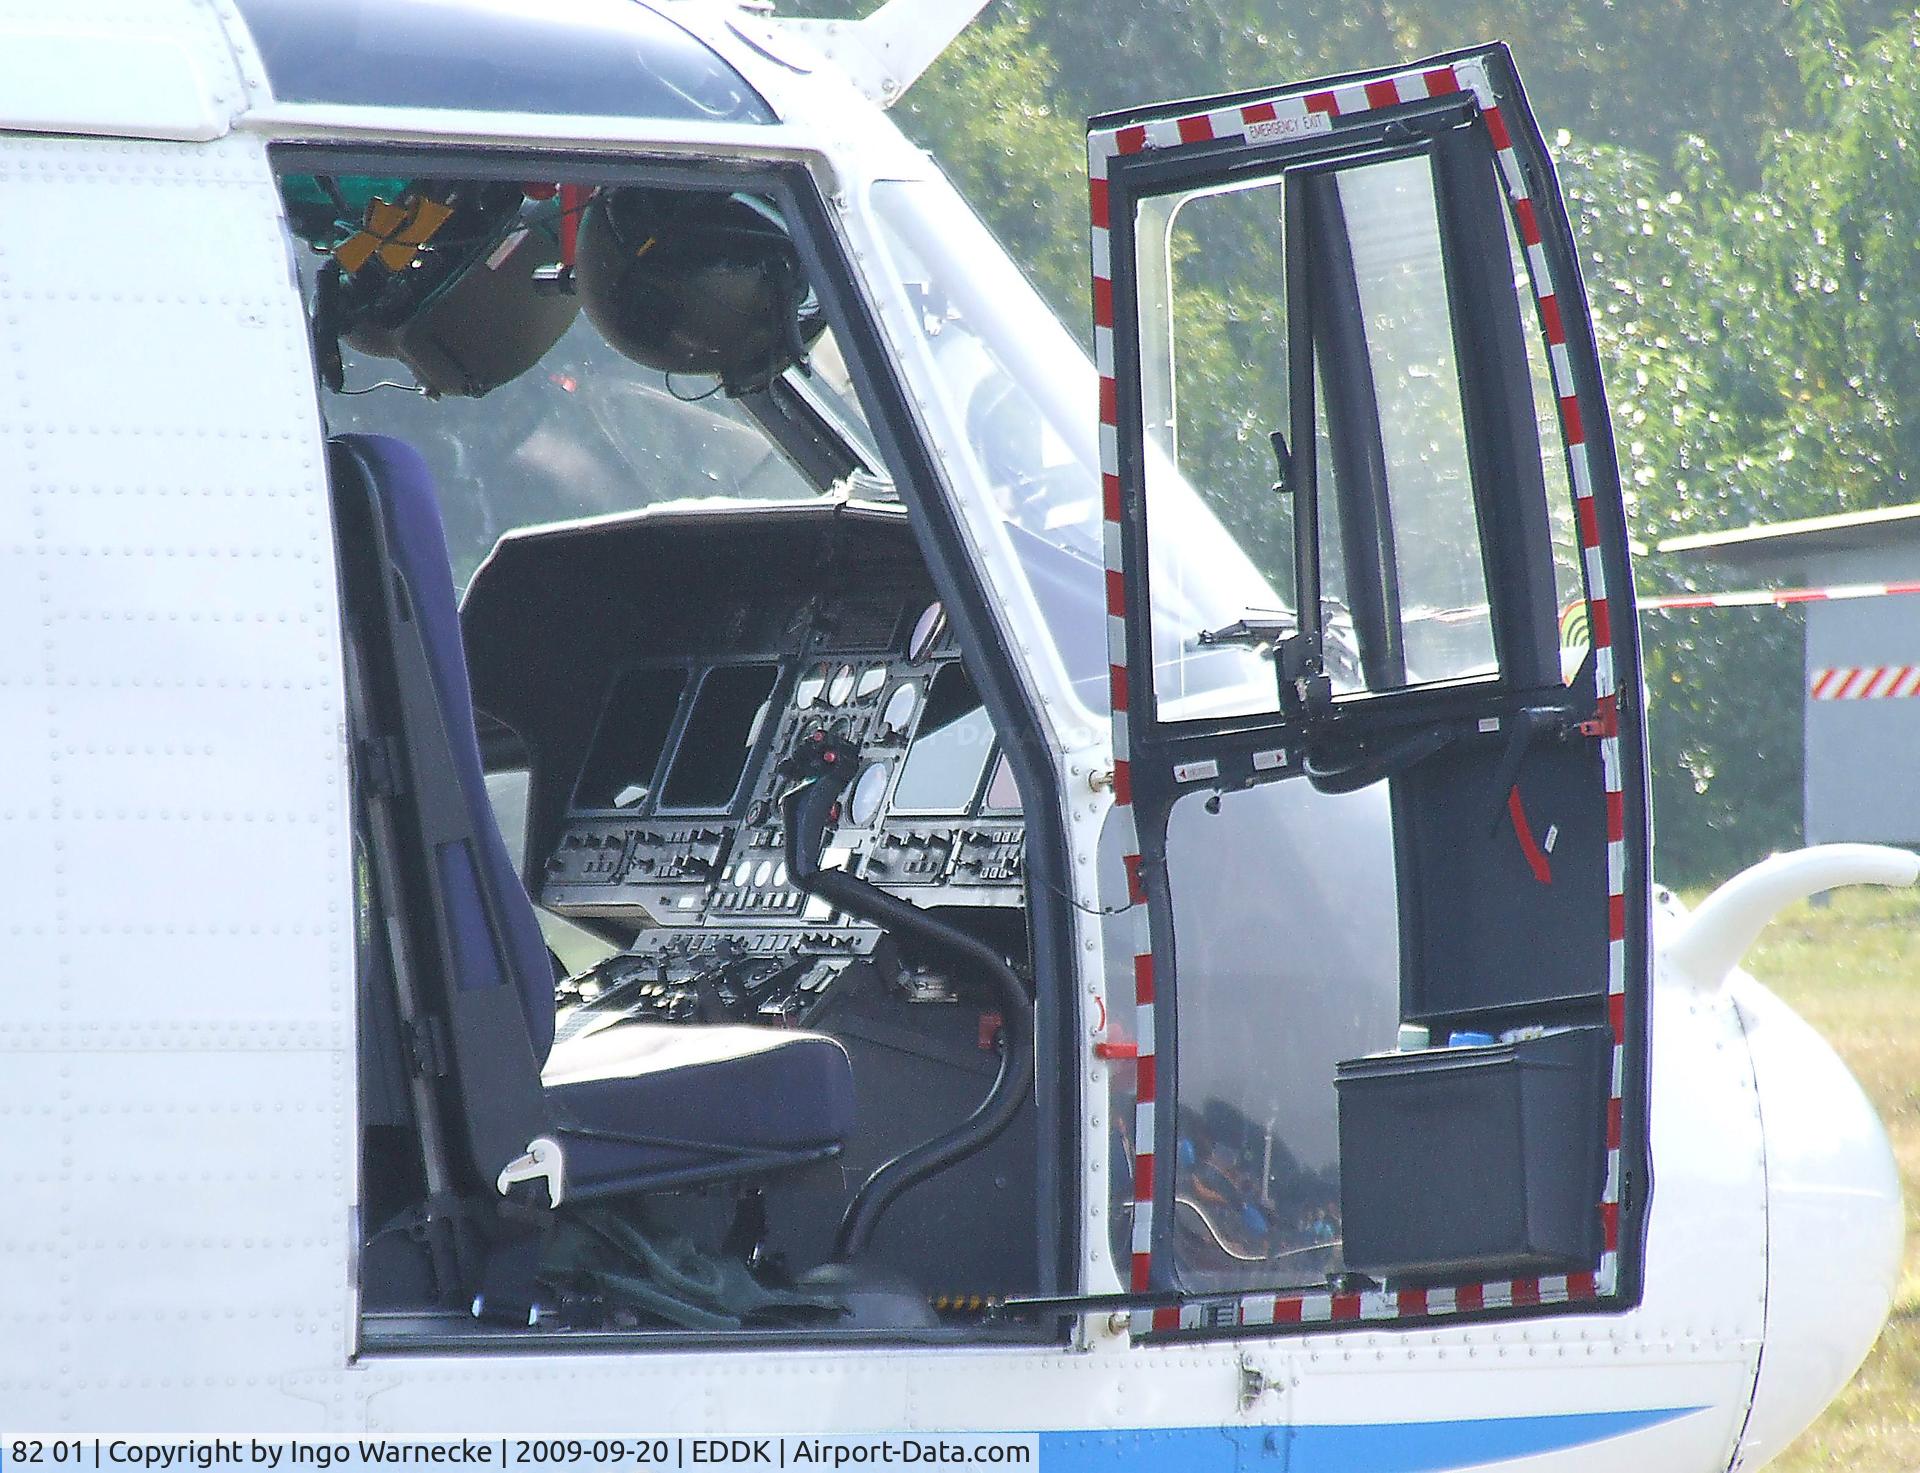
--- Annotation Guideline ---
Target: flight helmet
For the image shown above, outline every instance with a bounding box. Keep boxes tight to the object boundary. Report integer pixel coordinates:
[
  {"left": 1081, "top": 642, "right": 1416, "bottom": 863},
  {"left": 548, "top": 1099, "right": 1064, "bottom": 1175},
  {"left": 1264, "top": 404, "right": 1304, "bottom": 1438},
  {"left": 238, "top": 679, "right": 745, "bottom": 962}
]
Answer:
[{"left": 576, "top": 187, "right": 826, "bottom": 394}]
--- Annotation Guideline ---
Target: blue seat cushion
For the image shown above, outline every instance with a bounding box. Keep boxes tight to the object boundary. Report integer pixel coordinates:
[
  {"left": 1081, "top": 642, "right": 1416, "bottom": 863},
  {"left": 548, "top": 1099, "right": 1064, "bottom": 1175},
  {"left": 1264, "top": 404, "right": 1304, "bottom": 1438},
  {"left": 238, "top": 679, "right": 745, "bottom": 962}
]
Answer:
[{"left": 543, "top": 1023, "right": 855, "bottom": 1197}]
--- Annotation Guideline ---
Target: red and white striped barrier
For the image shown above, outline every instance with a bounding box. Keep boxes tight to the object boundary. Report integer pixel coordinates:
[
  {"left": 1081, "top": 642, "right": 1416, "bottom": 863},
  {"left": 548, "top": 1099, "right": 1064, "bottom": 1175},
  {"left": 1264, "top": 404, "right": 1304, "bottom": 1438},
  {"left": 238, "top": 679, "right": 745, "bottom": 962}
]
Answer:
[
  {"left": 1810, "top": 666, "right": 1920, "bottom": 700},
  {"left": 1639, "top": 580, "right": 1920, "bottom": 611}
]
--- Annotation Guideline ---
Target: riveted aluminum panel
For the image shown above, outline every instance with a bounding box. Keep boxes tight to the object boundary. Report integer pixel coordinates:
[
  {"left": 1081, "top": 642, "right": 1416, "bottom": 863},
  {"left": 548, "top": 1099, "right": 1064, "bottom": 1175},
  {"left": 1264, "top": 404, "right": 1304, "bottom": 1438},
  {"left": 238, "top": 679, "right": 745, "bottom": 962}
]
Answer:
[
  {"left": 0, "top": 129, "right": 352, "bottom": 1428},
  {"left": 0, "top": 0, "right": 245, "bottom": 141}
]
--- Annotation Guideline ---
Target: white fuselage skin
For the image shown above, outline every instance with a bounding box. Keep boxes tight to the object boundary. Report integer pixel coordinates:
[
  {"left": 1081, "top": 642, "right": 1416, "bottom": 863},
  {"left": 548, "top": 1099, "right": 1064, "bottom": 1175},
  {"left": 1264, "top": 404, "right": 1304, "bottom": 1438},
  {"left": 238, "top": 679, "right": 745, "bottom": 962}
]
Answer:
[{"left": 0, "top": 2, "right": 1898, "bottom": 1468}]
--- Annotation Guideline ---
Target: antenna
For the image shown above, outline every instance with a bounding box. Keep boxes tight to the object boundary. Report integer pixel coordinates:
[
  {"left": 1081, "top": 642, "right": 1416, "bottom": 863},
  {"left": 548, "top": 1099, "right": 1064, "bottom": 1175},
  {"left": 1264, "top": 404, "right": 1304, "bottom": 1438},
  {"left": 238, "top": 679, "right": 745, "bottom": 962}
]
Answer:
[{"left": 780, "top": 0, "right": 991, "bottom": 108}]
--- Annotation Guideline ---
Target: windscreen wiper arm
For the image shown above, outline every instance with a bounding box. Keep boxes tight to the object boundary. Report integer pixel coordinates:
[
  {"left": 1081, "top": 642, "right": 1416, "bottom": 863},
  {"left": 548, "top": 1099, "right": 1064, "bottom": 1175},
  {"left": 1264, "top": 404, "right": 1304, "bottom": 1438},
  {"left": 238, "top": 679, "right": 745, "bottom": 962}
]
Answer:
[{"left": 1196, "top": 615, "right": 1293, "bottom": 648}]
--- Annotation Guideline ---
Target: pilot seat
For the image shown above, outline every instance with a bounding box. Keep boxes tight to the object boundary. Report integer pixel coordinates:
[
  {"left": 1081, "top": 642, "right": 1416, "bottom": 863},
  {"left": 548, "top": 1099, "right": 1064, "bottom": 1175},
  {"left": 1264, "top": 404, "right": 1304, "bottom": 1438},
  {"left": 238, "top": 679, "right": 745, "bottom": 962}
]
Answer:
[{"left": 332, "top": 432, "right": 855, "bottom": 1215}]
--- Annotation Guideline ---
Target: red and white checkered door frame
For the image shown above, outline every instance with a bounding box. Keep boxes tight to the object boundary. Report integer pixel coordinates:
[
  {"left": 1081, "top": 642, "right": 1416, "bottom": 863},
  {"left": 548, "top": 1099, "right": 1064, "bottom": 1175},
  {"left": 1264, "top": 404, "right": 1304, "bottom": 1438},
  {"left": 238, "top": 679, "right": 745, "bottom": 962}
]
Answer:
[{"left": 1088, "top": 51, "right": 1630, "bottom": 1337}]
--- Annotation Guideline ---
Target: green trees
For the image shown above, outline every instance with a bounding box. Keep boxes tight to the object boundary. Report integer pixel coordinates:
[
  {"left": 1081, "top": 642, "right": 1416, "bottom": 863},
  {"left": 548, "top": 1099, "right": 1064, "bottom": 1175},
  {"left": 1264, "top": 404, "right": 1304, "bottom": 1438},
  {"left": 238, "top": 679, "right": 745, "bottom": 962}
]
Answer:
[
  {"left": 1557, "top": 8, "right": 1920, "bottom": 877},
  {"left": 810, "top": 0, "right": 1920, "bottom": 880}
]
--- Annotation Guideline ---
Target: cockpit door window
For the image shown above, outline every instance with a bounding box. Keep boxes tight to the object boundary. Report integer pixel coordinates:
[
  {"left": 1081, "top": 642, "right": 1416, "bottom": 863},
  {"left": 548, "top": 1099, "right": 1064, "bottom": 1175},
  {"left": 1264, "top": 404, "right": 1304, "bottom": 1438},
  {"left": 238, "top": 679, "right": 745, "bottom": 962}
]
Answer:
[{"left": 1091, "top": 45, "right": 1649, "bottom": 1338}]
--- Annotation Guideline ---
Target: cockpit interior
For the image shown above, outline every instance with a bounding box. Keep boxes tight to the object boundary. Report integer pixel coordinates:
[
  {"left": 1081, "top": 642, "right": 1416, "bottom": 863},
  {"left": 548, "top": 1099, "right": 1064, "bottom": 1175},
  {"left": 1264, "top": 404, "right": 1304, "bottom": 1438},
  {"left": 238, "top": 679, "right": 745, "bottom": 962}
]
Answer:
[{"left": 293, "top": 156, "right": 1056, "bottom": 1341}]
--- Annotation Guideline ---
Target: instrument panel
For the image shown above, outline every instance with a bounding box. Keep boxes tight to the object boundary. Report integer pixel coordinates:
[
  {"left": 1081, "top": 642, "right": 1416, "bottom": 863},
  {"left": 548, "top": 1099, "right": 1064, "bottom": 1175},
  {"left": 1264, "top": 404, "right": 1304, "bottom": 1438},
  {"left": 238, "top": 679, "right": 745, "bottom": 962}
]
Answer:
[{"left": 540, "top": 597, "right": 1026, "bottom": 1029}]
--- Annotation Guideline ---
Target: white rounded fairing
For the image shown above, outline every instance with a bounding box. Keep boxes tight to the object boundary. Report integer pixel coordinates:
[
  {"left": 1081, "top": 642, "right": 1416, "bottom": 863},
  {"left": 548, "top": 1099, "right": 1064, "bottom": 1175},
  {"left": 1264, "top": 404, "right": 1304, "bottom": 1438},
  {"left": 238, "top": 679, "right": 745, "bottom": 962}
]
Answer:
[{"left": 1733, "top": 974, "right": 1904, "bottom": 1467}]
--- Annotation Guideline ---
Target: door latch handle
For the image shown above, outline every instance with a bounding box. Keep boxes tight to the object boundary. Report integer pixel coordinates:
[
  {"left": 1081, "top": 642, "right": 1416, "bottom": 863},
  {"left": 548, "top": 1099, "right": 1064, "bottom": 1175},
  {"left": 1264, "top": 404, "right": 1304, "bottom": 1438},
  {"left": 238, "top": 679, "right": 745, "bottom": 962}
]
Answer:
[
  {"left": 1277, "top": 633, "right": 1332, "bottom": 718},
  {"left": 1577, "top": 694, "right": 1620, "bottom": 739},
  {"left": 1486, "top": 705, "right": 1569, "bottom": 836}
]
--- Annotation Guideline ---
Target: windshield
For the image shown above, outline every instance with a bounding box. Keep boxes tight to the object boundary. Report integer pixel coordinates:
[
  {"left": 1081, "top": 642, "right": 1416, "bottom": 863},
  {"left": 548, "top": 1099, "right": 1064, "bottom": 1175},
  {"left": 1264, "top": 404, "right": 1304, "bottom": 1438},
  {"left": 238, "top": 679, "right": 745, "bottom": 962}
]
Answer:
[
  {"left": 868, "top": 179, "right": 1286, "bottom": 720},
  {"left": 309, "top": 266, "right": 887, "bottom": 584},
  {"left": 322, "top": 313, "right": 866, "bottom": 582}
]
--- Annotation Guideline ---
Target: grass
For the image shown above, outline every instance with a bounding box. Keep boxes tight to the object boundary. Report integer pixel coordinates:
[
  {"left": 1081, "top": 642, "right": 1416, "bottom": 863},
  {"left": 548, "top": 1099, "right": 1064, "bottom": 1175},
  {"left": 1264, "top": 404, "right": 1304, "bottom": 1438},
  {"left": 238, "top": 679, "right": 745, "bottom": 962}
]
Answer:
[{"left": 1731, "top": 885, "right": 1920, "bottom": 1470}]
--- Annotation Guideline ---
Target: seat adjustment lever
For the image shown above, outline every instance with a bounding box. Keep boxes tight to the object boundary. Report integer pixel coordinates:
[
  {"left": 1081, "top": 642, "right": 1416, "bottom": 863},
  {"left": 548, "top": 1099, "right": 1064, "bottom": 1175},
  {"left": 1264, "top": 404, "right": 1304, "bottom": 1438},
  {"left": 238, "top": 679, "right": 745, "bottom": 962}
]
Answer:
[{"left": 497, "top": 1135, "right": 566, "bottom": 1208}]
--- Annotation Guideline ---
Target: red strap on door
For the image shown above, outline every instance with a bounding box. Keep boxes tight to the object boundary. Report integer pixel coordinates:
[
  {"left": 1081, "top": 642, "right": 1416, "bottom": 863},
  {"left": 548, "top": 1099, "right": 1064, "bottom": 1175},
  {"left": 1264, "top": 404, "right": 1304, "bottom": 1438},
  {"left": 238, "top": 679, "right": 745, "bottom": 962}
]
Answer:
[{"left": 1506, "top": 785, "right": 1553, "bottom": 885}]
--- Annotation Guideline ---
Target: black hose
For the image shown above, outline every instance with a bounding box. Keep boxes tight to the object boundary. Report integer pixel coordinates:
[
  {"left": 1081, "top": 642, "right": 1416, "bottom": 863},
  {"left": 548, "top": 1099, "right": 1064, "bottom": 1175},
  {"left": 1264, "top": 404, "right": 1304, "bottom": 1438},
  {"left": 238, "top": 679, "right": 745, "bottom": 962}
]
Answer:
[
  {"left": 779, "top": 734, "right": 1036, "bottom": 1261},
  {"left": 1303, "top": 723, "right": 1454, "bottom": 794}
]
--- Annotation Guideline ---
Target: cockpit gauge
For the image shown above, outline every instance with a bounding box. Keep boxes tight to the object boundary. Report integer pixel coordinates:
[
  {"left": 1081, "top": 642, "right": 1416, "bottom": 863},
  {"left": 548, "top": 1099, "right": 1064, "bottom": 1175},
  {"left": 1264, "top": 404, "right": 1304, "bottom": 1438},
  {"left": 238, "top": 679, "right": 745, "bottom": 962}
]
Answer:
[
  {"left": 857, "top": 666, "right": 887, "bottom": 699},
  {"left": 795, "top": 663, "right": 830, "bottom": 708},
  {"left": 879, "top": 682, "right": 918, "bottom": 737},
  {"left": 828, "top": 663, "right": 857, "bottom": 706},
  {"left": 849, "top": 760, "right": 892, "bottom": 827},
  {"left": 908, "top": 601, "right": 946, "bottom": 662}
]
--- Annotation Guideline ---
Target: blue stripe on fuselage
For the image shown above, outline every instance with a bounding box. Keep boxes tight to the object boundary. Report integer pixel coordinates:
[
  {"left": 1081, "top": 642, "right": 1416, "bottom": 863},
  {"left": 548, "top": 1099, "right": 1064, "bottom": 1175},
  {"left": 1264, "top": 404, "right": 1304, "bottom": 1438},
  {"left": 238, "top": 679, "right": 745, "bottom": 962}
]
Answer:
[{"left": 1039, "top": 1407, "right": 1703, "bottom": 1471}]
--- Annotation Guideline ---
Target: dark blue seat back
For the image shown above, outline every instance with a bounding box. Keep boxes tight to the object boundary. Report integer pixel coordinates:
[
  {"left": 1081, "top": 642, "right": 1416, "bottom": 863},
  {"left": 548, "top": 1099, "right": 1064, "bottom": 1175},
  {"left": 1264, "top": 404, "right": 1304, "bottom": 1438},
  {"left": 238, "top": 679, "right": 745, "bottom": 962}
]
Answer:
[{"left": 334, "top": 433, "right": 556, "bottom": 1066}]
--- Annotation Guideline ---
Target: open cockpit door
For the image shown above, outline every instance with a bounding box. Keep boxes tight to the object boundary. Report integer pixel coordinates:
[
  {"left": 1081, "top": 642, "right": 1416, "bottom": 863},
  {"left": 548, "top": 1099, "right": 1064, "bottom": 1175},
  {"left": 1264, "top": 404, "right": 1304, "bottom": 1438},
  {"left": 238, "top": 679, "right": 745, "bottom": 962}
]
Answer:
[{"left": 1089, "top": 46, "right": 1649, "bottom": 1336}]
